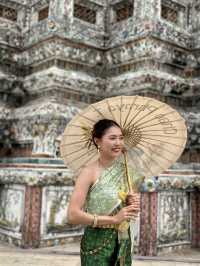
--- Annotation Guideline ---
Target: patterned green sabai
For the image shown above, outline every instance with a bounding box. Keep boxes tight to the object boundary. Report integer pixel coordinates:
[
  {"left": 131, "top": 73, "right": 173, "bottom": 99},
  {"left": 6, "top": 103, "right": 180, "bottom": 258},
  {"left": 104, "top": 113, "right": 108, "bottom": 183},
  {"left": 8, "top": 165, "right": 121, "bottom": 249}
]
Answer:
[
  {"left": 81, "top": 157, "right": 143, "bottom": 265},
  {"left": 85, "top": 157, "right": 143, "bottom": 216},
  {"left": 86, "top": 160, "right": 124, "bottom": 214},
  {"left": 80, "top": 227, "right": 132, "bottom": 266}
]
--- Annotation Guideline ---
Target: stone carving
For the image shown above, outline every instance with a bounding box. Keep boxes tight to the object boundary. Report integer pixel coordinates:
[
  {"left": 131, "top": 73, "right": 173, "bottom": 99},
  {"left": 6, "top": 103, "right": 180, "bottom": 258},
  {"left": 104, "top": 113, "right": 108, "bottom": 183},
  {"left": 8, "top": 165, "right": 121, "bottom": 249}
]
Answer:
[
  {"left": 184, "top": 54, "right": 198, "bottom": 78},
  {"left": 14, "top": 100, "right": 80, "bottom": 156},
  {"left": 0, "top": 168, "right": 74, "bottom": 186},
  {"left": 0, "top": 104, "right": 11, "bottom": 119},
  {"left": 42, "top": 187, "right": 74, "bottom": 235},
  {"left": 0, "top": 185, "right": 24, "bottom": 232},
  {"left": 185, "top": 112, "right": 200, "bottom": 147},
  {"left": 0, "top": 99, "right": 81, "bottom": 157},
  {"left": 158, "top": 191, "right": 191, "bottom": 245},
  {"left": 32, "top": 123, "right": 59, "bottom": 157},
  {"left": 157, "top": 174, "right": 200, "bottom": 190},
  {"left": 19, "top": 39, "right": 103, "bottom": 67}
]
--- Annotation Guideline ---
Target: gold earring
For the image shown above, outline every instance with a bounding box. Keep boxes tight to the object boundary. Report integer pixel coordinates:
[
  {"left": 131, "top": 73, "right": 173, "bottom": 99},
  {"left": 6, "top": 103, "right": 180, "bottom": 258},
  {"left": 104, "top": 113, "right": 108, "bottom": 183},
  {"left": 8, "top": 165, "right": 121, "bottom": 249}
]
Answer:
[{"left": 97, "top": 146, "right": 100, "bottom": 153}]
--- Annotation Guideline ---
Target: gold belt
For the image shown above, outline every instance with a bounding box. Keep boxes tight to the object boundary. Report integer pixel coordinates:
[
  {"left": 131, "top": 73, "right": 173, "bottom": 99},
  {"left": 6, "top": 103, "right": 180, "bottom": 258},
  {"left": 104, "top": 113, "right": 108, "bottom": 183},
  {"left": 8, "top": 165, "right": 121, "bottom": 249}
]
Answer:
[
  {"left": 95, "top": 224, "right": 117, "bottom": 229},
  {"left": 95, "top": 220, "right": 130, "bottom": 232}
]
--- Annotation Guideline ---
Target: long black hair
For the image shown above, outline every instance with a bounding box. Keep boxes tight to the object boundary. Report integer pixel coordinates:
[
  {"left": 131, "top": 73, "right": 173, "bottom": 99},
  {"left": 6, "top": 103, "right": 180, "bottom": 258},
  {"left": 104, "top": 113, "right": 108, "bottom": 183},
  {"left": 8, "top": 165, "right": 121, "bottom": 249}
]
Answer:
[{"left": 91, "top": 119, "right": 121, "bottom": 148}]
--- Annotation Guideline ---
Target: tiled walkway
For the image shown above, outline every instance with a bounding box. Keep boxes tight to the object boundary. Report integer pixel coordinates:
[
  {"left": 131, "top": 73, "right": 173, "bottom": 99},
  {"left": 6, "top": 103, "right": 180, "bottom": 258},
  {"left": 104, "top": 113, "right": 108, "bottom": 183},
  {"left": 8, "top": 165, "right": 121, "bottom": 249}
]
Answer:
[{"left": 0, "top": 241, "right": 199, "bottom": 266}]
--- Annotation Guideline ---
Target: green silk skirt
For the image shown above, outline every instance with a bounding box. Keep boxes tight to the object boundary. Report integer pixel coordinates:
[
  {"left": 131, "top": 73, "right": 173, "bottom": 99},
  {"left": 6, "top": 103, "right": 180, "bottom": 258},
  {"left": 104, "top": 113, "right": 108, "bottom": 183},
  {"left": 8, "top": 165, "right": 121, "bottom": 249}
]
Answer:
[{"left": 80, "top": 227, "right": 132, "bottom": 266}]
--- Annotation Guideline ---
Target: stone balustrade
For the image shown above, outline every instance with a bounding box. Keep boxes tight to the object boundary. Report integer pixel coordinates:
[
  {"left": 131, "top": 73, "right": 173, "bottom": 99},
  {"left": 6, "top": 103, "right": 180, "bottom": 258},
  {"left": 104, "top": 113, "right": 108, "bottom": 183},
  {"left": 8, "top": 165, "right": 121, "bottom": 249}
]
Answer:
[{"left": 0, "top": 158, "right": 199, "bottom": 255}]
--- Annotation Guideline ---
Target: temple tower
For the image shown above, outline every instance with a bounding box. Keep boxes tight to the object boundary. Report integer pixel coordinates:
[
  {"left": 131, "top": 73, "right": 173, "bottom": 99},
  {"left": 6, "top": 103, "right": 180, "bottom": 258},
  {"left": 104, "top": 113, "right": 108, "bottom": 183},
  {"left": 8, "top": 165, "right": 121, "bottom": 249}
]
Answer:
[{"left": 0, "top": 0, "right": 199, "bottom": 254}]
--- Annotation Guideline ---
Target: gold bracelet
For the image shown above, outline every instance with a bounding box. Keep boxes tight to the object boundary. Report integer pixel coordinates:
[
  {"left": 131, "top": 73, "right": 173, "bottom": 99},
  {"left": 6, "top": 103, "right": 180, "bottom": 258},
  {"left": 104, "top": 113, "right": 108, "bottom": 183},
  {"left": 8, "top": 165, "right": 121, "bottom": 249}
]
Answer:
[{"left": 92, "top": 214, "right": 98, "bottom": 228}]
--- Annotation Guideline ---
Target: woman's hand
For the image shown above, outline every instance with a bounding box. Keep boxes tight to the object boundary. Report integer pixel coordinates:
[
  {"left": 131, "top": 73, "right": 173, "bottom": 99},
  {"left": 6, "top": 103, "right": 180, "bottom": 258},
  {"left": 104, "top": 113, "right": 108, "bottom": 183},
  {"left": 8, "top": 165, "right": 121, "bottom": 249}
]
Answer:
[
  {"left": 113, "top": 205, "right": 140, "bottom": 224},
  {"left": 126, "top": 192, "right": 140, "bottom": 207},
  {"left": 125, "top": 193, "right": 141, "bottom": 220}
]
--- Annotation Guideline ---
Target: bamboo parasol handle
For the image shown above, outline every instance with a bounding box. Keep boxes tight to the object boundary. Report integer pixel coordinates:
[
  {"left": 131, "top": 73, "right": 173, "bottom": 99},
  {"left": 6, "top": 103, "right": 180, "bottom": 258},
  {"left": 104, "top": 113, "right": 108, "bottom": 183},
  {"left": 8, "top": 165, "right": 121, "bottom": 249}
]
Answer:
[{"left": 123, "top": 151, "right": 133, "bottom": 193}]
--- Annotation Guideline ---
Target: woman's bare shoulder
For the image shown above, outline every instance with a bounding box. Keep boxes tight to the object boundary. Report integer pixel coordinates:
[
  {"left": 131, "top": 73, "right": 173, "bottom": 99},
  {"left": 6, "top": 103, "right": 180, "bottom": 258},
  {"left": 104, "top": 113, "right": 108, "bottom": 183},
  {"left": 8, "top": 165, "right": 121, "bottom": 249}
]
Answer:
[
  {"left": 78, "top": 160, "right": 98, "bottom": 183},
  {"left": 83, "top": 160, "right": 98, "bottom": 171}
]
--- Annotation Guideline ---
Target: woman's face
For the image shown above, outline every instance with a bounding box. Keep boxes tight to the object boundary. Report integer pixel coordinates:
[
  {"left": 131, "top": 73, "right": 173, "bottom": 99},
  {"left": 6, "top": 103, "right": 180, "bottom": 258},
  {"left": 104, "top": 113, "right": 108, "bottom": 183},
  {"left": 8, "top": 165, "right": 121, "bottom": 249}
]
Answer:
[{"left": 96, "top": 126, "right": 124, "bottom": 159}]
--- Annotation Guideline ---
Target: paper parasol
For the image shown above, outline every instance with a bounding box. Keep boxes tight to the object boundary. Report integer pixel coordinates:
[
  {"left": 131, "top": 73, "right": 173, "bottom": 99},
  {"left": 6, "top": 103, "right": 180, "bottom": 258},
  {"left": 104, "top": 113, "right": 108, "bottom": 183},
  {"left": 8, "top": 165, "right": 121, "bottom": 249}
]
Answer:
[{"left": 60, "top": 95, "right": 187, "bottom": 179}]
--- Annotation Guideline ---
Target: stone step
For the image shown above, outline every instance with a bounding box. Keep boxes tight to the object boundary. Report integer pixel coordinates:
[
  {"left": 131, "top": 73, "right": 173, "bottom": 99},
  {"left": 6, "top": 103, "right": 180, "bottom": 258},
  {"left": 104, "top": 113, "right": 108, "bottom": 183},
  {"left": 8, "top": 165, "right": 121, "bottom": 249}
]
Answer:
[
  {"left": 0, "top": 157, "right": 64, "bottom": 165},
  {"left": 0, "top": 163, "right": 67, "bottom": 169}
]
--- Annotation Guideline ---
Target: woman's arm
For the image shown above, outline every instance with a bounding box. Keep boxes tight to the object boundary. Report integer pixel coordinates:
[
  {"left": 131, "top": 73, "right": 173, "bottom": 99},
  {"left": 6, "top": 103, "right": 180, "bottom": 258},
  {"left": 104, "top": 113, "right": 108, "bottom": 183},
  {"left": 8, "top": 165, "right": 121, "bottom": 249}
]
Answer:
[
  {"left": 67, "top": 167, "right": 115, "bottom": 225},
  {"left": 67, "top": 167, "right": 137, "bottom": 226}
]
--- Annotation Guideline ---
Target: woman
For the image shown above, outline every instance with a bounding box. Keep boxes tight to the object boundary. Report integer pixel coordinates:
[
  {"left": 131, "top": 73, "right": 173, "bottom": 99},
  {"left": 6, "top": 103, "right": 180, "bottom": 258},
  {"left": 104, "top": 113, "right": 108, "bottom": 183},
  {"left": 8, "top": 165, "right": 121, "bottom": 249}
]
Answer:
[{"left": 68, "top": 119, "right": 141, "bottom": 266}]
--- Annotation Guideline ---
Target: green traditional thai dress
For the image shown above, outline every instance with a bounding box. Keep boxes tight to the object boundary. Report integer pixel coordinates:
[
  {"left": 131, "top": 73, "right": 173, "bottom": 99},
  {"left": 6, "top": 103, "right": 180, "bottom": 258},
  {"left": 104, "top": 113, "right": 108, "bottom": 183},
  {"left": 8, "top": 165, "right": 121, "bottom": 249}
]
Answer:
[{"left": 81, "top": 158, "right": 142, "bottom": 266}]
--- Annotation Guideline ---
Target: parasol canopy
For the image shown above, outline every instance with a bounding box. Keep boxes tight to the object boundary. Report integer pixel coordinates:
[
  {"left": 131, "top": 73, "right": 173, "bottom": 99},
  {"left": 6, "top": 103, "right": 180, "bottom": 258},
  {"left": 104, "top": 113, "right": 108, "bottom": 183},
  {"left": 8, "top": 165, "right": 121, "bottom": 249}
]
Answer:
[{"left": 60, "top": 95, "right": 187, "bottom": 178}]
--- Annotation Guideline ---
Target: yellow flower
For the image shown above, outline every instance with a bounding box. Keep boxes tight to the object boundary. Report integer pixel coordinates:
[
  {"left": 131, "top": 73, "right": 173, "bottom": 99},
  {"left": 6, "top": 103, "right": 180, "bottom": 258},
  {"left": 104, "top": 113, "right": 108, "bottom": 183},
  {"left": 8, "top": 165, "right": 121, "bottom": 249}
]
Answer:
[
  {"left": 118, "top": 190, "right": 128, "bottom": 202},
  {"left": 117, "top": 221, "right": 130, "bottom": 232}
]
